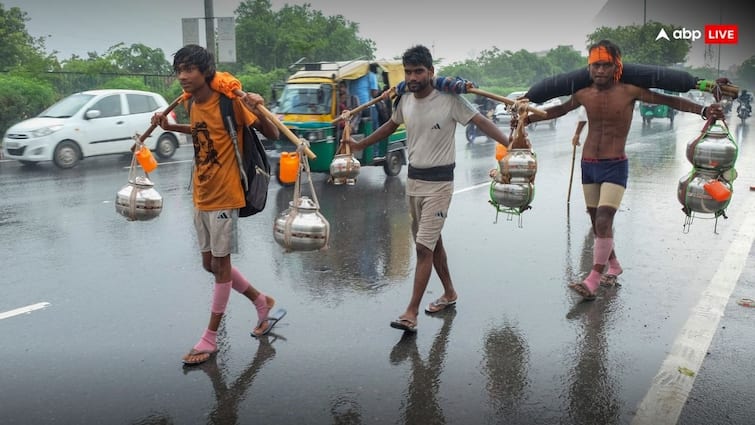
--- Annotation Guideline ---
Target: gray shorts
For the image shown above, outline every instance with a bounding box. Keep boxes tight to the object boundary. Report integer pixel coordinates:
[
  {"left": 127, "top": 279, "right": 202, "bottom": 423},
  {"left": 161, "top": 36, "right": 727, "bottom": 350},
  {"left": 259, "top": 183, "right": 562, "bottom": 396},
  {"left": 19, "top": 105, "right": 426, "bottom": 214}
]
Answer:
[
  {"left": 193, "top": 208, "right": 238, "bottom": 257},
  {"left": 408, "top": 193, "right": 452, "bottom": 251}
]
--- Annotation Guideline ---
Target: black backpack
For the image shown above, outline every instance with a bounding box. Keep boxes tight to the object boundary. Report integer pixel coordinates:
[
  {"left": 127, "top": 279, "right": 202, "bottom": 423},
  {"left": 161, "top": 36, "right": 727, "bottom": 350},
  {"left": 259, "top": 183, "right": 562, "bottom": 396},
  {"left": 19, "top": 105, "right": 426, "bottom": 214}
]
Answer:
[{"left": 188, "top": 94, "right": 271, "bottom": 217}]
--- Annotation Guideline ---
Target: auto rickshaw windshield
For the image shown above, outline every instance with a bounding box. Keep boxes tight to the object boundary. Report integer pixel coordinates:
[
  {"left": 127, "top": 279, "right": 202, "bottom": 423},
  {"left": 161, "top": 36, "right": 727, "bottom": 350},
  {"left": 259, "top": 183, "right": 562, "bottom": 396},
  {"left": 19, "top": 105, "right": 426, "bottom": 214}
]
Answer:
[{"left": 277, "top": 83, "right": 332, "bottom": 114}]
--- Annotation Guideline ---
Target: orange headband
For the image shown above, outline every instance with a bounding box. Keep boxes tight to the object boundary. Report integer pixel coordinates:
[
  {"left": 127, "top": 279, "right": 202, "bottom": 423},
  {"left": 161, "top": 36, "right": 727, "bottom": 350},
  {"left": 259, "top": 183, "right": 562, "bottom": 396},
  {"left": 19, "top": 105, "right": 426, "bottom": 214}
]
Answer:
[{"left": 588, "top": 46, "right": 623, "bottom": 81}]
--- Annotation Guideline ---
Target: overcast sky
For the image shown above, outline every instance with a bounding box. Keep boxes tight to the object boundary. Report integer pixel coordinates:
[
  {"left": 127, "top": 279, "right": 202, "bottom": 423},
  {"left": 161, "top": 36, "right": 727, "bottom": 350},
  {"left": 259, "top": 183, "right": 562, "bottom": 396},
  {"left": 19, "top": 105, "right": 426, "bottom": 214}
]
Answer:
[{"left": 4, "top": 0, "right": 753, "bottom": 69}]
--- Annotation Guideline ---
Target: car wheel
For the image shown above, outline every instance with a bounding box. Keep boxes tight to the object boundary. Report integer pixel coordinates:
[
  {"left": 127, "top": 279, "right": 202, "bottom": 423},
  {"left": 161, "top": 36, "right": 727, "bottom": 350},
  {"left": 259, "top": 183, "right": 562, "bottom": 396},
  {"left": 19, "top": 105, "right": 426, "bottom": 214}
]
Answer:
[
  {"left": 53, "top": 141, "right": 81, "bottom": 169},
  {"left": 383, "top": 150, "right": 403, "bottom": 176},
  {"left": 155, "top": 133, "right": 177, "bottom": 159}
]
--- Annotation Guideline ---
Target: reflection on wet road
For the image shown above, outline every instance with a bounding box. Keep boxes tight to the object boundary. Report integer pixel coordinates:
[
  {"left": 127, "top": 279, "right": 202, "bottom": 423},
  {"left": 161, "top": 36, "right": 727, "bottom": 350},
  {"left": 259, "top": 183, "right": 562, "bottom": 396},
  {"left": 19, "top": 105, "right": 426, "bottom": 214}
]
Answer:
[{"left": 1, "top": 111, "right": 754, "bottom": 424}]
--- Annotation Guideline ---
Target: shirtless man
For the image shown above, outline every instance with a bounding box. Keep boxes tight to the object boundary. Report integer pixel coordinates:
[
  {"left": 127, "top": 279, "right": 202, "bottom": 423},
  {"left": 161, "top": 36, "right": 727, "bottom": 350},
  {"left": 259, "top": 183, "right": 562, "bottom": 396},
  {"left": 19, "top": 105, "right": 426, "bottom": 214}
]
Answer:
[{"left": 526, "top": 39, "right": 725, "bottom": 299}]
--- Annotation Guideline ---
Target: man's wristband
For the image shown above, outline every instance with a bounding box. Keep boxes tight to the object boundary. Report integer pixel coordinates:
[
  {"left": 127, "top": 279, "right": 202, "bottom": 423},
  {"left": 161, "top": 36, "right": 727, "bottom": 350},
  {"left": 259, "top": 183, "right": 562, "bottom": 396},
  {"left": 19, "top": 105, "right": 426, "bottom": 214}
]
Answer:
[{"left": 700, "top": 106, "right": 708, "bottom": 120}]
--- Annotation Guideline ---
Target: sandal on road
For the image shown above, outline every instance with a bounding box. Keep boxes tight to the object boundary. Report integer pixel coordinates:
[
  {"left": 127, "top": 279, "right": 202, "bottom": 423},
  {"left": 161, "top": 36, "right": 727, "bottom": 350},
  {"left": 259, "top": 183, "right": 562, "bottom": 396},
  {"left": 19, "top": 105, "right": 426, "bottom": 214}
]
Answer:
[
  {"left": 600, "top": 274, "right": 621, "bottom": 288},
  {"left": 182, "top": 348, "right": 217, "bottom": 367},
  {"left": 252, "top": 308, "right": 287, "bottom": 338},
  {"left": 425, "top": 297, "right": 457, "bottom": 314},
  {"left": 568, "top": 282, "right": 597, "bottom": 301},
  {"left": 390, "top": 317, "right": 417, "bottom": 333}
]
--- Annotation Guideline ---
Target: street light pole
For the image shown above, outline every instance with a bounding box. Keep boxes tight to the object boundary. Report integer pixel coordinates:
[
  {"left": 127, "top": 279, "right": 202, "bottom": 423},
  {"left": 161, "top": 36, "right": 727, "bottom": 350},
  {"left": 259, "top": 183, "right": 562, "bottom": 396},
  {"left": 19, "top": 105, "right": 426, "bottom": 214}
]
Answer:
[{"left": 204, "top": 0, "right": 216, "bottom": 59}]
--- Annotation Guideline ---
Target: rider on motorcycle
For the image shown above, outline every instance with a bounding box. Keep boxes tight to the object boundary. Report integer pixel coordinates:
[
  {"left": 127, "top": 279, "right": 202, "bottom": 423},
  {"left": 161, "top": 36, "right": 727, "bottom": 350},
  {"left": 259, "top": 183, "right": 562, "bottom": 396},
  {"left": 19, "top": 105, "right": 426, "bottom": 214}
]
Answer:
[{"left": 738, "top": 89, "right": 752, "bottom": 117}]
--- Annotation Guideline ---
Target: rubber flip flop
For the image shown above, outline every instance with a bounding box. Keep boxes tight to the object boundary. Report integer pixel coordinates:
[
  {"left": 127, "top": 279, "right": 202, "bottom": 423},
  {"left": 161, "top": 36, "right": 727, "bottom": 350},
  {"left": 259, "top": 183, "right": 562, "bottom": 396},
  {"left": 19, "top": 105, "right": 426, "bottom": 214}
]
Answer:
[
  {"left": 424, "top": 297, "right": 457, "bottom": 314},
  {"left": 251, "top": 308, "right": 287, "bottom": 338},
  {"left": 390, "top": 317, "right": 417, "bottom": 333},
  {"left": 568, "top": 282, "right": 597, "bottom": 301},
  {"left": 182, "top": 349, "right": 217, "bottom": 366},
  {"left": 600, "top": 274, "right": 620, "bottom": 288}
]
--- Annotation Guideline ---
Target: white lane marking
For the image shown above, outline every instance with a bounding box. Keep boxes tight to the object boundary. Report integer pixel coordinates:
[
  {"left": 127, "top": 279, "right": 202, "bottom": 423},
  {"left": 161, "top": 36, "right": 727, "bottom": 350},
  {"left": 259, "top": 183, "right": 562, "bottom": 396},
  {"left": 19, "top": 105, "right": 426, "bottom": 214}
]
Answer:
[
  {"left": 631, "top": 193, "right": 755, "bottom": 425},
  {"left": 0, "top": 302, "right": 51, "bottom": 320},
  {"left": 454, "top": 181, "right": 489, "bottom": 195}
]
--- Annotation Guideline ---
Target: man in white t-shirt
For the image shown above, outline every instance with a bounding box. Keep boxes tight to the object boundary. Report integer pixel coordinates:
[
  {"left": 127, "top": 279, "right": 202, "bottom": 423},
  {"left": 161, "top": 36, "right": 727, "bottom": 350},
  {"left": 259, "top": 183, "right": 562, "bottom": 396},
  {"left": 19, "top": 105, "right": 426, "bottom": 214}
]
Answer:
[{"left": 346, "top": 45, "right": 510, "bottom": 332}]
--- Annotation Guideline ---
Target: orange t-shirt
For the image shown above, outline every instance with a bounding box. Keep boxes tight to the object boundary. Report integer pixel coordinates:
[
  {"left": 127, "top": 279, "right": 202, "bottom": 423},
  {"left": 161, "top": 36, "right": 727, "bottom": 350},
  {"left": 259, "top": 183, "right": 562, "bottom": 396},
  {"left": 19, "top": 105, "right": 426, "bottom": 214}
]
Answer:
[{"left": 186, "top": 91, "right": 258, "bottom": 210}]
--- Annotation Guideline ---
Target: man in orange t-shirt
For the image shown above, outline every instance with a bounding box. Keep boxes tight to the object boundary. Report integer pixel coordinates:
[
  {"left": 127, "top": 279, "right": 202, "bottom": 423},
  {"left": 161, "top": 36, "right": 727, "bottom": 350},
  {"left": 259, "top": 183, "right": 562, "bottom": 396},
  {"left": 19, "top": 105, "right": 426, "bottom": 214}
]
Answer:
[{"left": 151, "top": 44, "right": 280, "bottom": 366}]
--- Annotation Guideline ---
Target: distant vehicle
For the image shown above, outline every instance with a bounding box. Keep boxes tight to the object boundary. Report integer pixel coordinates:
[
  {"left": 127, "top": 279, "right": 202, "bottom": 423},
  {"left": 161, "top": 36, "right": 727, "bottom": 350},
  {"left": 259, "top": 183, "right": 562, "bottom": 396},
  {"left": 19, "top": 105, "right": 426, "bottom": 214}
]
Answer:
[
  {"left": 3, "top": 89, "right": 182, "bottom": 169},
  {"left": 640, "top": 88, "right": 677, "bottom": 126},
  {"left": 494, "top": 90, "right": 560, "bottom": 129}
]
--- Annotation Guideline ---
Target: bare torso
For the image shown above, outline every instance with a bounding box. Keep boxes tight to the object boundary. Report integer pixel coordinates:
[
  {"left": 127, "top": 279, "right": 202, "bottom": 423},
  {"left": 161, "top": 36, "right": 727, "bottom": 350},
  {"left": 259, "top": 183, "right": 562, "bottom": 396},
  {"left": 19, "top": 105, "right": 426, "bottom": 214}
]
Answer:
[{"left": 574, "top": 84, "right": 636, "bottom": 159}]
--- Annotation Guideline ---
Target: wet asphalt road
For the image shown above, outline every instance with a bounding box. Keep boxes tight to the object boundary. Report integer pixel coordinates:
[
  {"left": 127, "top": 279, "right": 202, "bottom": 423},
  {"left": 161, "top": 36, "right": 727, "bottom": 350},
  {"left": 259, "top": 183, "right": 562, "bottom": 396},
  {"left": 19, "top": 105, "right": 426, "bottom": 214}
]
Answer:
[{"left": 1, "top": 111, "right": 754, "bottom": 425}]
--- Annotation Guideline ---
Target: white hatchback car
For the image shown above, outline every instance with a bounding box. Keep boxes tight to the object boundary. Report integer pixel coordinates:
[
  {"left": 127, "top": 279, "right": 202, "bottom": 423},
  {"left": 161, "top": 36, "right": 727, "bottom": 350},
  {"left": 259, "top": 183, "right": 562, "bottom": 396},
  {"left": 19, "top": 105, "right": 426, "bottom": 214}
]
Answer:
[{"left": 3, "top": 89, "right": 182, "bottom": 169}]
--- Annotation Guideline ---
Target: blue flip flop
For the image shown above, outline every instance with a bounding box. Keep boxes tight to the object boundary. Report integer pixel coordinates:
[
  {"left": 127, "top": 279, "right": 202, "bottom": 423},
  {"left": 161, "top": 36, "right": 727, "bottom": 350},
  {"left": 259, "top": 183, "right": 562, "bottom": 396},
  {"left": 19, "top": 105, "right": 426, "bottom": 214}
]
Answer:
[{"left": 252, "top": 308, "right": 287, "bottom": 338}]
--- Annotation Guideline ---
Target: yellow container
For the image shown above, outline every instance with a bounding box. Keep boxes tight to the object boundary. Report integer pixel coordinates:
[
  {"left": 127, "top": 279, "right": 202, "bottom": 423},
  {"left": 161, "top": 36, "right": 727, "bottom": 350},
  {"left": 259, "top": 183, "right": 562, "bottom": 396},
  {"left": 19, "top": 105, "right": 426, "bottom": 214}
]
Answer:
[
  {"left": 135, "top": 146, "right": 158, "bottom": 173},
  {"left": 279, "top": 152, "right": 299, "bottom": 184}
]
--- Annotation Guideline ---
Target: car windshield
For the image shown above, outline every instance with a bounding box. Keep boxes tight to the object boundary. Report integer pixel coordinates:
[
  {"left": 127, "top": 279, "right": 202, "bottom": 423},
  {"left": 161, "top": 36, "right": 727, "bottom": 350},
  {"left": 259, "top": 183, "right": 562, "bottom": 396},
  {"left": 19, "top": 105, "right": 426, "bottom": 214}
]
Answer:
[
  {"left": 277, "top": 84, "right": 332, "bottom": 114},
  {"left": 38, "top": 93, "right": 96, "bottom": 118}
]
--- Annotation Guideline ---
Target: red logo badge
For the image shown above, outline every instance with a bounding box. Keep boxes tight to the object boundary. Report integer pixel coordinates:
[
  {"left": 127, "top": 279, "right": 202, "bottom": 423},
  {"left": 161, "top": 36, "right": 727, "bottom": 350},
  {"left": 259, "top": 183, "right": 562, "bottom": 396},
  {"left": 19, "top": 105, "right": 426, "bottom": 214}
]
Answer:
[{"left": 704, "top": 24, "right": 738, "bottom": 44}]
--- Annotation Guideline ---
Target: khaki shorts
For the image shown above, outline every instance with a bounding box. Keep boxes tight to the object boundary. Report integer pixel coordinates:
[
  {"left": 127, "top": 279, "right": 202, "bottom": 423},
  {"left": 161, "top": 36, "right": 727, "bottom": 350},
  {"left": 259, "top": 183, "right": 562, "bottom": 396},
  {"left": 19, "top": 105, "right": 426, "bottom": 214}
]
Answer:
[
  {"left": 194, "top": 208, "right": 238, "bottom": 257},
  {"left": 408, "top": 193, "right": 452, "bottom": 251},
  {"left": 582, "top": 182, "right": 625, "bottom": 209}
]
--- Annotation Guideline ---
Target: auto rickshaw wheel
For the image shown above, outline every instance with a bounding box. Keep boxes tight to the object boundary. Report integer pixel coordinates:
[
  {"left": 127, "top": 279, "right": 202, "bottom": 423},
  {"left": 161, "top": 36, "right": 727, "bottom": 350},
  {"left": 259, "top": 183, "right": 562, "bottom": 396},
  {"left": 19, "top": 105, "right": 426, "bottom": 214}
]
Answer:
[{"left": 383, "top": 150, "right": 403, "bottom": 176}]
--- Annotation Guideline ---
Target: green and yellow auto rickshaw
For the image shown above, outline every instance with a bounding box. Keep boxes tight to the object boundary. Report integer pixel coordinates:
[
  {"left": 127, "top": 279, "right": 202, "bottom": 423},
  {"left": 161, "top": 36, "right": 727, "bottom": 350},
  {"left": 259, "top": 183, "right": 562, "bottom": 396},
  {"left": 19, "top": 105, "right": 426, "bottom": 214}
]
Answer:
[
  {"left": 639, "top": 88, "right": 677, "bottom": 125},
  {"left": 269, "top": 59, "right": 407, "bottom": 185}
]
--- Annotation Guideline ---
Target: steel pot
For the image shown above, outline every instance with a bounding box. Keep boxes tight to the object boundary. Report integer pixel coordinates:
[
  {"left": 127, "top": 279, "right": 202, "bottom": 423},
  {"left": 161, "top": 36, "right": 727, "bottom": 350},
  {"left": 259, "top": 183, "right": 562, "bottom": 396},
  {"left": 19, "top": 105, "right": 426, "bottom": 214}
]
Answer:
[
  {"left": 677, "top": 169, "right": 732, "bottom": 214},
  {"left": 686, "top": 125, "right": 738, "bottom": 171},
  {"left": 115, "top": 176, "right": 163, "bottom": 221},
  {"left": 491, "top": 180, "right": 535, "bottom": 209},
  {"left": 497, "top": 149, "right": 537, "bottom": 182},
  {"left": 273, "top": 196, "right": 329, "bottom": 251},
  {"left": 329, "top": 153, "right": 361, "bottom": 185}
]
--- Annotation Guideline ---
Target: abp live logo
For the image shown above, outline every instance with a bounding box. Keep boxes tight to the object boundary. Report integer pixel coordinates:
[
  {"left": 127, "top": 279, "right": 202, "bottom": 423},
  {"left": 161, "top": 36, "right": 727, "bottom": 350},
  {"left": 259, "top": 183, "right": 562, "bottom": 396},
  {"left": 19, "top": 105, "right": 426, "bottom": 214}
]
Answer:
[{"left": 704, "top": 24, "right": 738, "bottom": 44}]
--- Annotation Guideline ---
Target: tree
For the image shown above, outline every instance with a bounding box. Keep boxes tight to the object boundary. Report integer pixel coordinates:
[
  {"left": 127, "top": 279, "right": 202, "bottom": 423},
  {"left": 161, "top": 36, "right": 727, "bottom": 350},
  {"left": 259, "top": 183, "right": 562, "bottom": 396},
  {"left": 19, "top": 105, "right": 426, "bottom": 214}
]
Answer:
[
  {"left": 587, "top": 21, "right": 690, "bottom": 66},
  {"left": 235, "top": 0, "right": 374, "bottom": 71},
  {"left": 0, "top": 4, "right": 55, "bottom": 71},
  {"left": 102, "top": 43, "right": 172, "bottom": 74}
]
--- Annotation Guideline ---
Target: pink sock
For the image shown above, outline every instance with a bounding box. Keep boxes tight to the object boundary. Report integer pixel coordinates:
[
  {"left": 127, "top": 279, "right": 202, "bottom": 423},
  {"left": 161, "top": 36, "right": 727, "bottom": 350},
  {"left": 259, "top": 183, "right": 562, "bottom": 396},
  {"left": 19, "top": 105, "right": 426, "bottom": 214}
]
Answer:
[
  {"left": 583, "top": 270, "right": 602, "bottom": 292},
  {"left": 193, "top": 328, "right": 217, "bottom": 353},
  {"left": 211, "top": 281, "right": 232, "bottom": 314},
  {"left": 593, "top": 237, "right": 613, "bottom": 269},
  {"left": 607, "top": 256, "right": 623, "bottom": 276},
  {"left": 231, "top": 267, "right": 251, "bottom": 293},
  {"left": 253, "top": 293, "right": 270, "bottom": 322}
]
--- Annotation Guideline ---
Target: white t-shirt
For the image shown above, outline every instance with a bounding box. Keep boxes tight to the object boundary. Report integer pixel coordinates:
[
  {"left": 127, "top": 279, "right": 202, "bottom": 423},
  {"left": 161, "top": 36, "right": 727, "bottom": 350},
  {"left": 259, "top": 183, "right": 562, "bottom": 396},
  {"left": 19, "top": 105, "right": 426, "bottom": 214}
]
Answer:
[{"left": 392, "top": 89, "right": 477, "bottom": 196}]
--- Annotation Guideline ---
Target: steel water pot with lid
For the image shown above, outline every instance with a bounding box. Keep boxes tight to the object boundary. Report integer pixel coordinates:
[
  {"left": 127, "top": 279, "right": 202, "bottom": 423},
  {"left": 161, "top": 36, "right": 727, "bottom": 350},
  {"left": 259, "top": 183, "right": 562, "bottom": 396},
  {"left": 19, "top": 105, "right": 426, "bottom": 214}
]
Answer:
[
  {"left": 677, "top": 169, "right": 732, "bottom": 214},
  {"left": 686, "top": 123, "right": 738, "bottom": 171},
  {"left": 115, "top": 176, "right": 163, "bottom": 221},
  {"left": 497, "top": 149, "right": 537, "bottom": 183},
  {"left": 491, "top": 180, "right": 535, "bottom": 209},
  {"left": 273, "top": 196, "right": 330, "bottom": 251},
  {"left": 329, "top": 123, "right": 360, "bottom": 185}
]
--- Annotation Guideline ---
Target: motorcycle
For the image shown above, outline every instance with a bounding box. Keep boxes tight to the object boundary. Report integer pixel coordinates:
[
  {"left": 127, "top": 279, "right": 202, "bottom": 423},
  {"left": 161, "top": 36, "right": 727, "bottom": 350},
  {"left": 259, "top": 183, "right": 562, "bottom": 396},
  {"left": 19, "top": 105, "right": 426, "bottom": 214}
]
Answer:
[
  {"left": 736, "top": 97, "right": 751, "bottom": 123},
  {"left": 465, "top": 102, "right": 495, "bottom": 143}
]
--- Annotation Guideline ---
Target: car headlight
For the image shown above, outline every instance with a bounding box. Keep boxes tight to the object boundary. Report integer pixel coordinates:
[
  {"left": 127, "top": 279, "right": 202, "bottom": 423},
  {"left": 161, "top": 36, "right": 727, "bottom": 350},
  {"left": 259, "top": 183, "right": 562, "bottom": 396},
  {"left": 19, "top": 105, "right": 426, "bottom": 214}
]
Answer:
[{"left": 31, "top": 125, "right": 64, "bottom": 138}]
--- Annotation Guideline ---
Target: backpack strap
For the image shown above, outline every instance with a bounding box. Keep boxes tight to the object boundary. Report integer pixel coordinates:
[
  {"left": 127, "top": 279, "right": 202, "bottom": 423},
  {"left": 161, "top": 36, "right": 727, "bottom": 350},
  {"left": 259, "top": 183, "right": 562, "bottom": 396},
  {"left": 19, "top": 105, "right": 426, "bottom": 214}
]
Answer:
[{"left": 218, "top": 94, "right": 249, "bottom": 191}]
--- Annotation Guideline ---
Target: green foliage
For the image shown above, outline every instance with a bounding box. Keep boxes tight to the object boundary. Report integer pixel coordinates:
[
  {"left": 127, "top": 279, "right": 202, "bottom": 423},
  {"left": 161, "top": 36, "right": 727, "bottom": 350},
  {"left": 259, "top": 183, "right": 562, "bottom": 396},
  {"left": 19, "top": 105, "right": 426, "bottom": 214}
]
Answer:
[
  {"left": 235, "top": 0, "right": 374, "bottom": 71},
  {"left": 98, "top": 76, "right": 151, "bottom": 91},
  {"left": 587, "top": 21, "right": 690, "bottom": 65},
  {"left": 440, "top": 45, "right": 585, "bottom": 95},
  {"left": 0, "top": 73, "right": 55, "bottom": 137},
  {"left": 0, "top": 4, "right": 57, "bottom": 72}
]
